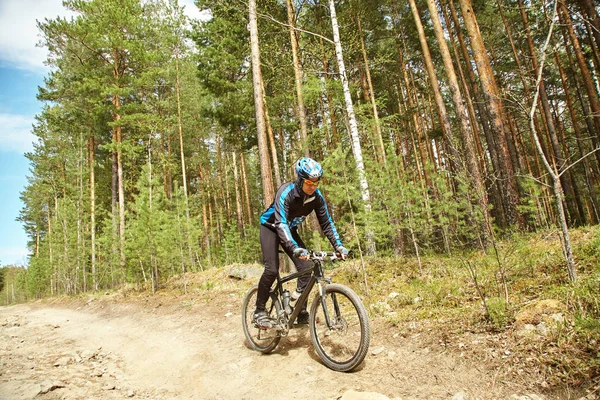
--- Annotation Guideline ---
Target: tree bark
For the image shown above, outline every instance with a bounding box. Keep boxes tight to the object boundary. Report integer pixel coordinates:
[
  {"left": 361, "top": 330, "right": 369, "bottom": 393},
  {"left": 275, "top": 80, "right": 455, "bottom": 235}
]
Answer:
[
  {"left": 89, "top": 135, "right": 97, "bottom": 291},
  {"left": 328, "top": 0, "right": 375, "bottom": 255},
  {"left": 555, "top": 51, "right": 600, "bottom": 223},
  {"left": 518, "top": 0, "right": 580, "bottom": 225},
  {"left": 559, "top": 2, "right": 600, "bottom": 145},
  {"left": 576, "top": 0, "right": 600, "bottom": 67},
  {"left": 260, "top": 72, "right": 282, "bottom": 188},
  {"left": 240, "top": 152, "right": 253, "bottom": 225},
  {"left": 286, "top": 0, "right": 309, "bottom": 156},
  {"left": 408, "top": 0, "right": 459, "bottom": 169},
  {"left": 357, "top": 15, "right": 386, "bottom": 165},
  {"left": 232, "top": 152, "right": 244, "bottom": 233},
  {"left": 458, "top": 0, "right": 522, "bottom": 228},
  {"left": 527, "top": 1, "right": 577, "bottom": 281},
  {"left": 112, "top": 93, "right": 126, "bottom": 271},
  {"left": 319, "top": 38, "right": 339, "bottom": 147},
  {"left": 426, "top": 0, "right": 491, "bottom": 244},
  {"left": 249, "top": 0, "right": 274, "bottom": 205}
]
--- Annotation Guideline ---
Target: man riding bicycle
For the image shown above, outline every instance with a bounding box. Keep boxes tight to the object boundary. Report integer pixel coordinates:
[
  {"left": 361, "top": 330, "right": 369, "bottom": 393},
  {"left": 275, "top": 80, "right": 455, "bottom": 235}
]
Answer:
[{"left": 253, "top": 157, "right": 349, "bottom": 329}]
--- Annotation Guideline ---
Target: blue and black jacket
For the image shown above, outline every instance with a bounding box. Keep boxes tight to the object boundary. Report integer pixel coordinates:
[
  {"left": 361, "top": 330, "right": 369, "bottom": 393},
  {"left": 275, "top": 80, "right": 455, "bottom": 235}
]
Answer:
[{"left": 260, "top": 180, "right": 343, "bottom": 254}]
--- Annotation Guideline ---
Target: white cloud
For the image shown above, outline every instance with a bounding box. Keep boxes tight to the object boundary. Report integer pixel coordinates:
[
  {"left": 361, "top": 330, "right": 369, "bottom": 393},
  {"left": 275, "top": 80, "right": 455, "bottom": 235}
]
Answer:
[
  {"left": 0, "top": 114, "right": 36, "bottom": 153},
  {"left": 0, "top": 0, "right": 71, "bottom": 72},
  {"left": 0, "top": 246, "right": 30, "bottom": 266},
  {"left": 0, "top": 0, "right": 207, "bottom": 72},
  {"left": 179, "top": 0, "right": 210, "bottom": 22}
]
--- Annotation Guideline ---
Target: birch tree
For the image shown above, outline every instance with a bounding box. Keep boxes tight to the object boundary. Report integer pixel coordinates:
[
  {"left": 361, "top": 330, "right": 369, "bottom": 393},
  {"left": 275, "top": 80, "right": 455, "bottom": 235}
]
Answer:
[{"left": 328, "top": 0, "right": 375, "bottom": 255}]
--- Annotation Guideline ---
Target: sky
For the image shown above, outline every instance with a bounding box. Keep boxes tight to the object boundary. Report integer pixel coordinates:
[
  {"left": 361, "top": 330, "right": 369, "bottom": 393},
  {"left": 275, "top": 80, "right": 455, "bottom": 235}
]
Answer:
[{"left": 0, "top": 0, "right": 206, "bottom": 266}]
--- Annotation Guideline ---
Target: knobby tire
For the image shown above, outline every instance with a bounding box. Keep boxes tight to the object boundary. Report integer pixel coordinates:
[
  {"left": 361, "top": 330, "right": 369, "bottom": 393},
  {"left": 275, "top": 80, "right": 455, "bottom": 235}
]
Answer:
[
  {"left": 309, "top": 283, "right": 370, "bottom": 372},
  {"left": 241, "top": 285, "right": 280, "bottom": 353}
]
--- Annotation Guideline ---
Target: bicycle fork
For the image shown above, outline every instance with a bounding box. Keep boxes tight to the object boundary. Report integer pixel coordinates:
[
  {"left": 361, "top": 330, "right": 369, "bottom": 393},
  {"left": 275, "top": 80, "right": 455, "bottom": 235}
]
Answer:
[{"left": 317, "top": 279, "right": 343, "bottom": 331}]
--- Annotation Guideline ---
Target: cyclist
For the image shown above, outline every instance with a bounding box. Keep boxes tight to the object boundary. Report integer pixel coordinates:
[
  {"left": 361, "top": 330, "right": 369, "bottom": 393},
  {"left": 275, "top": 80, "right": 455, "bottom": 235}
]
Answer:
[{"left": 253, "top": 157, "right": 349, "bottom": 329}]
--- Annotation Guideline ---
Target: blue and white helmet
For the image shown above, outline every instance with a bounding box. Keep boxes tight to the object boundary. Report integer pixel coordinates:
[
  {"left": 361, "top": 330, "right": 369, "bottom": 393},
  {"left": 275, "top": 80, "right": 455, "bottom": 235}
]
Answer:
[{"left": 295, "top": 157, "right": 323, "bottom": 180}]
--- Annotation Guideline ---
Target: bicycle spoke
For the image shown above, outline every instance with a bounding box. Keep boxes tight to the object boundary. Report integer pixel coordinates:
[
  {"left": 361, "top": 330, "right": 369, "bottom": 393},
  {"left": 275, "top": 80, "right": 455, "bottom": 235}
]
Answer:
[
  {"left": 310, "top": 284, "right": 369, "bottom": 371},
  {"left": 241, "top": 286, "right": 280, "bottom": 353}
]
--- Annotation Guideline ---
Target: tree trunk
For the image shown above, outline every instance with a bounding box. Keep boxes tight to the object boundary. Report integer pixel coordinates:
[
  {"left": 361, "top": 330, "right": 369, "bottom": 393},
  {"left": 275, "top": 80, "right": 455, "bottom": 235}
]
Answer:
[
  {"left": 319, "top": 38, "right": 339, "bottom": 147},
  {"left": 175, "top": 48, "right": 194, "bottom": 269},
  {"left": 518, "top": 0, "right": 580, "bottom": 225},
  {"left": 175, "top": 49, "right": 189, "bottom": 202},
  {"left": 286, "top": 0, "right": 309, "bottom": 156},
  {"left": 328, "top": 0, "right": 375, "bottom": 255},
  {"left": 260, "top": 72, "right": 282, "bottom": 188},
  {"left": 232, "top": 151, "right": 244, "bottom": 233},
  {"left": 249, "top": 0, "right": 274, "bottom": 205},
  {"left": 112, "top": 93, "right": 126, "bottom": 272},
  {"left": 89, "top": 135, "right": 96, "bottom": 291},
  {"left": 426, "top": 0, "right": 491, "bottom": 244},
  {"left": 394, "top": 29, "right": 428, "bottom": 186},
  {"left": 458, "top": 0, "right": 522, "bottom": 228},
  {"left": 576, "top": 0, "right": 600, "bottom": 68},
  {"left": 527, "top": 1, "right": 577, "bottom": 281},
  {"left": 559, "top": 2, "right": 600, "bottom": 145},
  {"left": 240, "top": 152, "right": 253, "bottom": 225},
  {"left": 408, "top": 0, "right": 459, "bottom": 170},
  {"left": 357, "top": 15, "right": 385, "bottom": 165},
  {"left": 555, "top": 51, "right": 600, "bottom": 223}
]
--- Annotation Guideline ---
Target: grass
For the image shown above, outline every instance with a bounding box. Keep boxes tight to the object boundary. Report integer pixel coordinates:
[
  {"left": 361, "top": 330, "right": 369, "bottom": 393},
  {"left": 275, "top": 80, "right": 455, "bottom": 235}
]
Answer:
[{"left": 326, "top": 226, "right": 600, "bottom": 391}]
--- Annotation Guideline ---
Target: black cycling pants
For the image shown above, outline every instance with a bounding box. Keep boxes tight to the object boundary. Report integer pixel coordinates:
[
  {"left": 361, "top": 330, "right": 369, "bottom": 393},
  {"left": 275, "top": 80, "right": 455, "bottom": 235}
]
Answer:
[{"left": 255, "top": 224, "right": 312, "bottom": 312}]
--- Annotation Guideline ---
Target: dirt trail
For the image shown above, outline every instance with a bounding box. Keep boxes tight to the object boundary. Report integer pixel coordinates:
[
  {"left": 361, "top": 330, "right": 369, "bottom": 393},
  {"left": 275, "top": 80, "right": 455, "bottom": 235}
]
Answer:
[{"left": 0, "top": 284, "right": 544, "bottom": 400}]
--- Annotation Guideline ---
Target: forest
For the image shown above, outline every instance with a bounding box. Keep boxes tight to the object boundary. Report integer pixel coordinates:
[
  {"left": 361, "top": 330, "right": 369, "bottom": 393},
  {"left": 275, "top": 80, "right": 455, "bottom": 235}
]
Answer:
[{"left": 5, "top": 0, "right": 600, "bottom": 300}]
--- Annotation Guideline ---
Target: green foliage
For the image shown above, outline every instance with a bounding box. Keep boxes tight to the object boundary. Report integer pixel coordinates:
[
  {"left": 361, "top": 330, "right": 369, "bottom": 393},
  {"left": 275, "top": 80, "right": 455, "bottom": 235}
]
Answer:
[
  {"left": 485, "top": 297, "right": 511, "bottom": 328},
  {"left": 0, "top": 266, "right": 28, "bottom": 305},
  {"left": 25, "top": 255, "right": 52, "bottom": 298}
]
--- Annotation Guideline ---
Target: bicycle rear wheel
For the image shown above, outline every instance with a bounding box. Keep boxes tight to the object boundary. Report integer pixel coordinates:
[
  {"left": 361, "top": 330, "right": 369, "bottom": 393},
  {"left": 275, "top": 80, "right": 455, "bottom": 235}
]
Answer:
[
  {"left": 309, "top": 283, "right": 370, "bottom": 372},
  {"left": 241, "top": 285, "right": 281, "bottom": 353}
]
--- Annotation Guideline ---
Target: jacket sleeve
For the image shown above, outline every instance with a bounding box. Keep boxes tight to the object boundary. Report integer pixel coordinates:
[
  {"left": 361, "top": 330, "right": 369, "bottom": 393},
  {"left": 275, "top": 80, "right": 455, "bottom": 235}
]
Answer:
[
  {"left": 314, "top": 189, "right": 344, "bottom": 249},
  {"left": 273, "top": 184, "right": 300, "bottom": 253}
]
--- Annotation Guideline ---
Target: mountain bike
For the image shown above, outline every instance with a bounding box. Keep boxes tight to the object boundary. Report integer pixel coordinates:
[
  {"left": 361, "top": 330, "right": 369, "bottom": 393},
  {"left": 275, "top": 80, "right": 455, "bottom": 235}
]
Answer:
[{"left": 241, "top": 251, "right": 370, "bottom": 372}]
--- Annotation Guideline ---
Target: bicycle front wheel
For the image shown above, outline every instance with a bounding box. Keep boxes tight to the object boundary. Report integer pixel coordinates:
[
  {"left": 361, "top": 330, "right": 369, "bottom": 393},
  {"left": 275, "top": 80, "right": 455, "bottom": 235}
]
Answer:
[
  {"left": 309, "top": 283, "right": 370, "bottom": 372},
  {"left": 241, "top": 285, "right": 281, "bottom": 353}
]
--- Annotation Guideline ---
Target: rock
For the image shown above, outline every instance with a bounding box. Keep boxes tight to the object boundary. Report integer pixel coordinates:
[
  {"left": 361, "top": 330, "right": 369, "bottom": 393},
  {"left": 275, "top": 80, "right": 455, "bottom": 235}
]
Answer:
[
  {"left": 127, "top": 389, "right": 136, "bottom": 397},
  {"left": 536, "top": 322, "right": 549, "bottom": 336},
  {"left": 54, "top": 356, "right": 72, "bottom": 367},
  {"left": 39, "top": 380, "right": 66, "bottom": 394},
  {"left": 79, "top": 349, "right": 96, "bottom": 360},
  {"left": 371, "top": 346, "right": 386, "bottom": 356},
  {"left": 515, "top": 300, "right": 564, "bottom": 328},
  {"left": 509, "top": 395, "right": 546, "bottom": 400},
  {"left": 452, "top": 392, "right": 468, "bottom": 400},
  {"left": 339, "top": 390, "right": 390, "bottom": 400},
  {"left": 515, "top": 300, "right": 565, "bottom": 337},
  {"left": 227, "top": 264, "right": 263, "bottom": 280}
]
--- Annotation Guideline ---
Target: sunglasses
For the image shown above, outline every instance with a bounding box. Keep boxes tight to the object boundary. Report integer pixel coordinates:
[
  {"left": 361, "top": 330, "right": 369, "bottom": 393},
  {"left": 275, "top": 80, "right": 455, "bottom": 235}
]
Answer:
[{"left": 304, "top": 179, "right": 320, "bottom": 187}]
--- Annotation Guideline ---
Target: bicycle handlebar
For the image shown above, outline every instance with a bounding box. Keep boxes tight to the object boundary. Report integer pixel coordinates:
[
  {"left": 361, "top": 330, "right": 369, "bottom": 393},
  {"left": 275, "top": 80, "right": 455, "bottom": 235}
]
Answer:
[
  {"left": 307, "top": 250, "right": 346, "bottom": 261},
  {"left": 278, "top": 249, "right": 348, "bottom": 260}
]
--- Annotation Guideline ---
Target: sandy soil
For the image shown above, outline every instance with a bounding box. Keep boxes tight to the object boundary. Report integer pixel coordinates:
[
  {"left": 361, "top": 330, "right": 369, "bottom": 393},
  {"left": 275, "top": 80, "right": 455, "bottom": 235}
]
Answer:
[{"left": 0, "top": 276, "right": 551, "bottom": 400}]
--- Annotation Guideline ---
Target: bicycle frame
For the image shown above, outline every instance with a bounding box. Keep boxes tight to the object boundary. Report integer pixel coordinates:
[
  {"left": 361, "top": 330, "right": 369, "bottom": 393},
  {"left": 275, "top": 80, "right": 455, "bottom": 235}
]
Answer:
[{"left": 269, "top": 254, "right": 337, "bottom": 333}]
